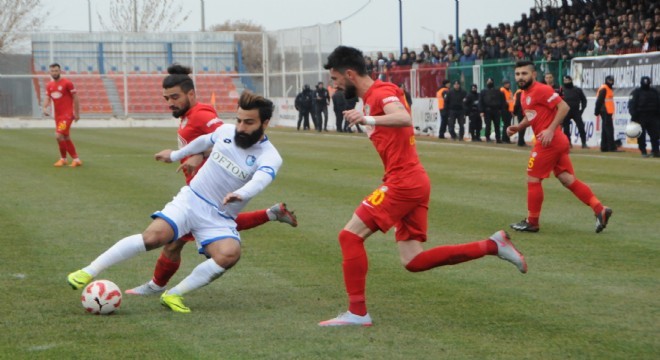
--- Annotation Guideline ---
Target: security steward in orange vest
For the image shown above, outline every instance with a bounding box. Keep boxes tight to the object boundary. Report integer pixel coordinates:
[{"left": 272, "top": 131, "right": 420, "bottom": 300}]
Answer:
[
  {"left": 436, "top": 79, "right": 450, "bottom": 138},
  {"left": 513, "top": 88, "right": 527, "bottom": 146},
  {"left": 500, "top": 79, "right": 514, "bottom": 143},
  {"left": 594, "top": 75, "right": 617, "bottom": 152}
]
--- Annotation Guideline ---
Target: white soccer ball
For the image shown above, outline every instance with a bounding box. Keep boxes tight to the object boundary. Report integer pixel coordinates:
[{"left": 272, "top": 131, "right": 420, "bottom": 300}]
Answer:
[
  {"left": 625, "top": 122, "right": 642, "bottom": 138},
  {"left": 81, "top": 280, "right": 122, "bottom": 315}
]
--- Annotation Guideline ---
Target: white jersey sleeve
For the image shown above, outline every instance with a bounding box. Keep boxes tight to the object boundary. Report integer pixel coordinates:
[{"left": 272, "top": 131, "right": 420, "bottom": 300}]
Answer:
[
  {"left": 170, "top": 131, "right": 216, "bottom": 162},
  {"left": 233, "top": 152, "right": 283, "bottom": 200}
]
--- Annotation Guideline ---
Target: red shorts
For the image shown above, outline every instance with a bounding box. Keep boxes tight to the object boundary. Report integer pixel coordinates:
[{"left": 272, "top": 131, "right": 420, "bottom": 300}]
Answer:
[
  {"left": 55, "top": 116, "right": 74, "bottom": 136},
  {"left": 355, "top": 172, "right": 430, "bottom": 242},
  {"left": 527, "top": 135, "right": 574, "bottom": 179},
  {"left": 180, "top": 233, "right": 195, "bottom": 242}
]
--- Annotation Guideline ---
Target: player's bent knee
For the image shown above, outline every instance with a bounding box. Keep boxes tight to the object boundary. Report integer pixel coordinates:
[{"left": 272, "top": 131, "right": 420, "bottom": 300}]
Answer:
[
  {"left": 142, "top": 229, "right": 174, "bottom": 250},
  {"left": 205, "top": 239, "right": 242, "bottom": 269}
]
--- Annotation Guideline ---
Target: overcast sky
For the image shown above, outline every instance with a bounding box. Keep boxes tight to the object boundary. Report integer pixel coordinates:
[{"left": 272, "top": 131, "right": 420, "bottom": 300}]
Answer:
[{"left": 40, "top": 0, "right": 536, "bottom": 53}]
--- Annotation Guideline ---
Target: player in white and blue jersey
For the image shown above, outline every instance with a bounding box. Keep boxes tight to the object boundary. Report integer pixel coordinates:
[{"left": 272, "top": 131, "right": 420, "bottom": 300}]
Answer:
[{"left": 67, "top": 92, "right": 282, "bottom": 313}]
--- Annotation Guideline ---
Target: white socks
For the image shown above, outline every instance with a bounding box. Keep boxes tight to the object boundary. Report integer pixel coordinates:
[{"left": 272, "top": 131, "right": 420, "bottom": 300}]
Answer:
[
  {"left": 83, "top": 234, "right": 146, "bottom": 276},
  {"left": 168, "top": 259, "right": 225, "bottom": 296},
  {"left": 266, "top": 208, "right": 277, "bottom": 221}
]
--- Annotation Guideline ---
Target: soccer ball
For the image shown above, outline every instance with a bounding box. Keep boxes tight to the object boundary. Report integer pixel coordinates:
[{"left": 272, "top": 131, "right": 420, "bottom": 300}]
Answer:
[
  {"left": 81, "top": 280, "right": 122, "bottom": 315},
  {"left": 625, "top": 122, "right": 642, "bottom": 138}
]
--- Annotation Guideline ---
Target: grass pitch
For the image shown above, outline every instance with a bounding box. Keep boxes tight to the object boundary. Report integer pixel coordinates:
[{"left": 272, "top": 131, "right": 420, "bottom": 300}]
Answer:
[{"left": 0, "top": 127, "right": 658, "bottom": 359}]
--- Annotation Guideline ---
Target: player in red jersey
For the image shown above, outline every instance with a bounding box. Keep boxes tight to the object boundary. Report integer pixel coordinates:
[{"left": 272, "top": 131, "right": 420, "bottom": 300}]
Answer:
[
  {"left": 42, "top": 63, "right": 82, "bottom": 167},
  {"left": 506, "top": 61, "right": 612, "bottom": 234},
  {"left": 125, "top": 64, "right": 297, "bottom": 296},
  {"left": 318, "top": 46, "right": 527, "bottom": 327}
]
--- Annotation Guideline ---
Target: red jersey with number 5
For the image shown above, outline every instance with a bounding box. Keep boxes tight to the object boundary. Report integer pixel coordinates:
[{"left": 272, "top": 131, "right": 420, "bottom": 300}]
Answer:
[
  {"left": 177, "top": 102, "right": 223, "bottom": 184},
  {"left": 46, "top": 78, "right": 76, "bottom": 120},
  {"left": 361, "top": 80, "right": 424, "bottom": 182}
]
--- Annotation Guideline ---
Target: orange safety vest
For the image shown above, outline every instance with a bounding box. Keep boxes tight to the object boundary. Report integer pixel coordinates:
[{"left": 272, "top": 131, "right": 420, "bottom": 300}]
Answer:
[
  {"left": 436, "top": 87, "right": 448, "bottom": 110},
  {"left": 597, "top": 84, "right": 614, "bottom": 114},
  {"left": 514, "top": 89, "right": 522, "bottom": 112},
  {"left": 500, "top": 87, "right": 514, "bottom": 112}
]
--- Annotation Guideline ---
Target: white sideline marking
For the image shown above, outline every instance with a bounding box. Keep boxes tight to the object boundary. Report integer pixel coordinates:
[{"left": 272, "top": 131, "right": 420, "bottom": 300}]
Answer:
[{"left": 28, "top": 344, "right": 58, "bottom": 351}]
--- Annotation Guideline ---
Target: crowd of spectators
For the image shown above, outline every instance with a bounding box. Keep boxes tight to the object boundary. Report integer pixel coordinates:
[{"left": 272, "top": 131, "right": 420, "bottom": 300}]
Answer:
[{"left": 364, "top": 0, "right": 659, "bottom": 73}]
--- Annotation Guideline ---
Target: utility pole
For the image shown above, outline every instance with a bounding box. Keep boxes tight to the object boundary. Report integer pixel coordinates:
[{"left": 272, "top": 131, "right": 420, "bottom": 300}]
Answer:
[
  {"left": 87, "top": 0, "right": 92, "bottom": 32},
  {"left": 133, "top": 0, "right": 138, "bottom": 32},
  {"left": 399, "top": 0, "right": 403, "bottom": 55},
  {"left": 201, "top": 0, "right": 206, "bottom": 31},
  {"left": 455, "top": 0, "right": 460, "bottom": 51}
]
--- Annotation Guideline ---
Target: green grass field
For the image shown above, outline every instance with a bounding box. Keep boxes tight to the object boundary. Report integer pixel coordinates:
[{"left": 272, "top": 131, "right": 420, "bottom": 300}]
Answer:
[{"left": 0, "top": 127, "right": 658, "bottom": 359}]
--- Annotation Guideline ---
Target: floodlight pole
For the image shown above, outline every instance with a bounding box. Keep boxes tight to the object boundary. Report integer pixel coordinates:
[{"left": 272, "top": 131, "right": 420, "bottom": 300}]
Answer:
[
  {"left": 455, "top": 0, "right": 460, "bottom": 50},
  {"left": 133, "top": 0, "right": 138, "bottom": 32},
  {"left": 200, "top": 0, "right": 206, "bottom": 31},
  {"left": 87, "top": 0, "right": 92, "bottom": 32},
  {"left": 399, "top": 0, "right": 403, "bottom": 55}
]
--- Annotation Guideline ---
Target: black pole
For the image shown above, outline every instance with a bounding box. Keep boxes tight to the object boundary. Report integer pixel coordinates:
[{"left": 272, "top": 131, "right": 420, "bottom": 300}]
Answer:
[
  {"left": 455, "top": 0, "right": 460, "bottom": 51},
  {"left": 399, "top": 0, "right": 403, "bottom": 55}
]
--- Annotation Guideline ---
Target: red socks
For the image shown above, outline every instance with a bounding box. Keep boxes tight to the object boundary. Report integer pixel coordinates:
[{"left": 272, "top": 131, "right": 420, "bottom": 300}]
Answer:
[
  {"left": 527, "top": 182, "right": 544, "bottom": 226},
  {"left": 235, "top": 210, "right": 269, "bottom": 231},
  {"left": 405, "top": 240, "right": 496, "bottom": 272},
  {"left": 57, "top": 139, "right": 79, "bottom": 160},
  {"left": 57, "top": 140, "right": 67, "bottom": 158},
  {"left": 152, "top": 253, "right": 181, "bottom": 287},
  {"left": 338, "top": 230, "right": 368, "bottom": 316},
  {"left": 527, "top": 179, "right": 604, "bottom": 227},
  {"left": 65, "top": 139, "right": 78, "bottom": 159},
  {"left": 567, "top": 179, "right": 603, "bottom": 214}
]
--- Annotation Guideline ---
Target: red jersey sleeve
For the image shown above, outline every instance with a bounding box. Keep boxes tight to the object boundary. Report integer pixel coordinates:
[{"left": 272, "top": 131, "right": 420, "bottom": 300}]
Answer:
[
  {"left": 538, "top": 84, "right": 562, "bottom": 110},
  {"left": 66, "top": 79, "right": 77, "bottom": 95}
]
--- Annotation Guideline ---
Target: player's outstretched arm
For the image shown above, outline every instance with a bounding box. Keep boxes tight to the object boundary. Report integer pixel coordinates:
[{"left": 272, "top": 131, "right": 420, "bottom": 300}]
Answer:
[
  {"left": 507, "top": 117, "right": 530, "bottom": 137},
  {"left": 155, "top": 149, "right": 174, "bottom": 163},
  {"left": 167, "top": 132, "right": 214, "bottom": 163},
  {"left": 343, "top": 102, "right": 411, "bottom": 128}
]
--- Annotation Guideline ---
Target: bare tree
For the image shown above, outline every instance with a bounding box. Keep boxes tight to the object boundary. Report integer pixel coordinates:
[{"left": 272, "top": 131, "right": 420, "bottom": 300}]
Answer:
[
  {"left": 211, "top": 20, "right": 274, "bottom": 73},
  {"left": 98, "top": 0, "right": 191, "bottom": 32},
  {"left": 0, "top": 0, "right": 47, "bottom": 53}
]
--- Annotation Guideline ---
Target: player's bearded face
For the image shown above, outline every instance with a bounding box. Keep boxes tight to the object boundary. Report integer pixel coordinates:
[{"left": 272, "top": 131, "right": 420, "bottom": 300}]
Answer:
[
  {"left": 235, "top": 124, "right": 264, "bottom": 149},
  {"left": 517, "top": 77, "right": 533, "bottom": 90},
  {"left": 343, "top": 80, "right": 357, "bottom": 100},
  {"left": 49, "top": 68, "right": 61, "bottom": 80},
  {"left": 515, "top": 68, "right": 534, "bottom": 90},
  {"left": 170, "top": 97, "right": 190, "bottom": 118}
]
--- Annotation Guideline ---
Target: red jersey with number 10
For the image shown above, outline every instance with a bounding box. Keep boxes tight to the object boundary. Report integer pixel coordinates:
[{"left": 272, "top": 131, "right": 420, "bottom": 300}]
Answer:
[
  {"left": 177, "top": 102, "right": 224, "bottom": 184},
  {"left": 521, "top": 81, "right": 564, "bottom": 137},
  {"left": 362, "top": 80, "right": 424, "bottom": 182},
  {"left": 46, "top": 78, "right": 76, "bottom": 120}
]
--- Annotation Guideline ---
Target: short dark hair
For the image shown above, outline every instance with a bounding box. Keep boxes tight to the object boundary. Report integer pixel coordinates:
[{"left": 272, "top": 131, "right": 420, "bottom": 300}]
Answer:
[
  {"left": 324, "top": 46, "right": 367, "bottom": 76},
  {"left": 515, "top": 60, "right": 535, "bottom": 69},
  {"left": 49, "top": 63, "right": 61, "bottom": 69},
  {"left": 442, "top": 79, "right": 451, "bottom": 85},
  {"left": 163, "top": 64, "right": 195, "bottom": 92},
  {"left": 238, "top": 91, "right": 273, "bottom": 122}
]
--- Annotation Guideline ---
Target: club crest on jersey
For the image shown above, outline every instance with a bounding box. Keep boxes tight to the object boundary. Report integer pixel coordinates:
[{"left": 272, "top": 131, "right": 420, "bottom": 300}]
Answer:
[
  {"left": 209, "top": 151, "right": 248, "bottom": 180},
  {"left": 524, "top": 109, "right": 537, "bottom": 121},
  {"left": 223, "top": 138, "right": 231, "bottom": 143},
  {"left": 526, "top": 96, "right": 531, "bottom": 105},
  {"left": 246, "top": 155, "right": 256, "bottom": 166},
  {"left": 531, "top": 151, "right": 538, "bottom": 158},
  {"left": 180, "top": 118, "right": 188, "bottom": 128},
  {"left": 364, "top": 104, "right": 371, "bottom": 116}
]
